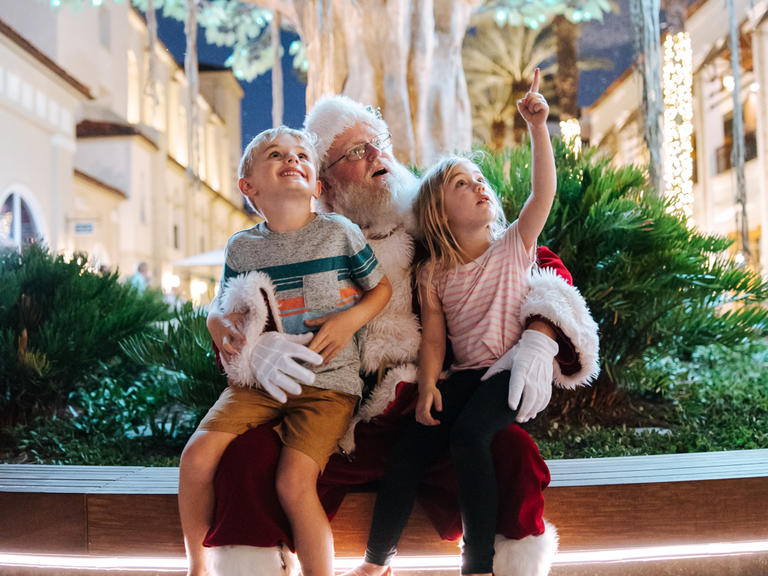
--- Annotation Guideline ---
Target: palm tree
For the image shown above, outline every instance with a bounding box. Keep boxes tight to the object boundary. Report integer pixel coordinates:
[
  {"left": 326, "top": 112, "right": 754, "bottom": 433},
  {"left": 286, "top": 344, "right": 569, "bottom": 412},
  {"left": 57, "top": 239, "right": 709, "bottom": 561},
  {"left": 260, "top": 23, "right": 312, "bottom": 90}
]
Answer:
[
  {"left": 463, "top": 15, "right": 558, "bottom": 148},
  {"left": 464, "top": 13, "right": 610, "bottom": 148},
  {"left": 552, "top": 14, "right": 580, "bottom": 120}
]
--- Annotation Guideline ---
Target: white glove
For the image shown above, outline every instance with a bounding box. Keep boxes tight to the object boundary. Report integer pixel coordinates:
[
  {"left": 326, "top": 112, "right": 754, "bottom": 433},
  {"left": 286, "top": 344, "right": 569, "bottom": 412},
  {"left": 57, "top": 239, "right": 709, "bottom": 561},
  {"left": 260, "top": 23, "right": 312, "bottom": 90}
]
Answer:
[
  {"left": 248, "top": 332, "right": 323, "bottom": 403},
  {"left": 482, "top": 329, "right": 558, "bottom": 423}
]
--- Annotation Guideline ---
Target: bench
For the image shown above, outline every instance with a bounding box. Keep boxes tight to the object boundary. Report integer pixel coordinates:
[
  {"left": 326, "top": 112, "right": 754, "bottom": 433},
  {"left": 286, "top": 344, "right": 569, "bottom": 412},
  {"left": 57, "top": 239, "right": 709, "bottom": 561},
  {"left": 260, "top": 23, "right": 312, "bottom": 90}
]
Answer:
[{"left": 1, "top": 449, "right": 767, "bottom": 560}]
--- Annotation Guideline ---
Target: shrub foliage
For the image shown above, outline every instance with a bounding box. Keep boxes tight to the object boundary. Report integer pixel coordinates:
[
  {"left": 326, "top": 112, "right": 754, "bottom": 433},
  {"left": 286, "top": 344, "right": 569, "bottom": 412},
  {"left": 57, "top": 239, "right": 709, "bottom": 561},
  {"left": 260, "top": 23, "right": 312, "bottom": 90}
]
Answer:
[{"left": 0, "top": 244, "right": 170, "bottom": 426}]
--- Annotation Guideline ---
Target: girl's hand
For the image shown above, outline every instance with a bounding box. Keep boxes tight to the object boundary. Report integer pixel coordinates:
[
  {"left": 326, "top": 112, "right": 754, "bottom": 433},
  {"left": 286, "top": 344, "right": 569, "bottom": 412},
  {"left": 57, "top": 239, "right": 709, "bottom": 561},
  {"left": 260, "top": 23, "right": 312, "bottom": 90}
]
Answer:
[
  {"left": 208, "top": 312, "right": 246, "bottom": 363},
  {"left": 304, "top": 311, "right": 357, "bottom": 364},
  {"left": 416, "top": 385, "right": 443, "bottom": 426},
  {"left": 517, "top": 68, "right": 549, "bottom": 128}
]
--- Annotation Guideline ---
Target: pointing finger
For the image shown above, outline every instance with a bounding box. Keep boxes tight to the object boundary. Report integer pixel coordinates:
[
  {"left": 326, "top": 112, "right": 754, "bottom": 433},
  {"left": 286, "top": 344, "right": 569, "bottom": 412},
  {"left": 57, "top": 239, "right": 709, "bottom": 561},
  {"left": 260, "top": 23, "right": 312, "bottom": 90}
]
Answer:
[{"left": 530, "top": 67, "right": 540, "bottom": 94}]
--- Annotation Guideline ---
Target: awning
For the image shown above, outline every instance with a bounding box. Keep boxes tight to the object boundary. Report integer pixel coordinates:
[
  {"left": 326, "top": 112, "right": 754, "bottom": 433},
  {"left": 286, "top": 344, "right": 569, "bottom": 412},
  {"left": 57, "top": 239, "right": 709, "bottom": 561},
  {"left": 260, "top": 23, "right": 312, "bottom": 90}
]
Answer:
[{"left": 173, "top": 248, "right": 225, "bottom": 268}]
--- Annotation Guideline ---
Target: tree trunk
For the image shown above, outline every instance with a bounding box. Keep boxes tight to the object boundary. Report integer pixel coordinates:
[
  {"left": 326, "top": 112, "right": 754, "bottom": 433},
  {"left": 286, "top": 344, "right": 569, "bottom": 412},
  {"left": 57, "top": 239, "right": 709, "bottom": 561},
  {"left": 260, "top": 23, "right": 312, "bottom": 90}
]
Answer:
[
  {"left": 271, "top": 13, "right": 283, "bottom": 127},
  {"left": 629, "top": 0, "right": 664, "bottom": 196},
  {"left": 553, "top": 14, "right": 580, "bottom": 120},
  {"left": 260, "top": 0, "right": 479, "bottom": 165}
]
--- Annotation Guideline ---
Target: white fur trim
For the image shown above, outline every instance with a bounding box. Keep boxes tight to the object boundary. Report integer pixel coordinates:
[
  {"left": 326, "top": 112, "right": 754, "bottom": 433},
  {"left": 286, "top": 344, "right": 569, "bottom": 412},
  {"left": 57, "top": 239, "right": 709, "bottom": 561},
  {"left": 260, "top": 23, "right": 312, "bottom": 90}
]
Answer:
[
  {"left": 359, "top": 228, "right": 421, "bottom": 374},
  {"left": 304, "top": 95, "right": 388, "bottom": 166},
  {"left": 218, "top": 271, "right": 282, "bottom": 387},
  {"left": 522, "top": 268, "right": 600, "bottom": 389},
  {"left": 209, "top": 544, "right": 300, "bottom": 576},
  {"left": 338, "top": 363, "right": 418, "bottom": 455},
  {"left": 493, "top": 520, "right": 559, "bottom": 576}
]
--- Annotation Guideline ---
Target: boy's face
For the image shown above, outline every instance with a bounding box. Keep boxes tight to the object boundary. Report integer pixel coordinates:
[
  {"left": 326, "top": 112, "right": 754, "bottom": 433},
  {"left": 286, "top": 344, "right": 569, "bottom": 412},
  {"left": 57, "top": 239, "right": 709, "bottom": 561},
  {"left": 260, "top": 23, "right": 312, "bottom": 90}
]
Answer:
[{"left": 239, "top": 133, "right": 320, "bottom": 216}]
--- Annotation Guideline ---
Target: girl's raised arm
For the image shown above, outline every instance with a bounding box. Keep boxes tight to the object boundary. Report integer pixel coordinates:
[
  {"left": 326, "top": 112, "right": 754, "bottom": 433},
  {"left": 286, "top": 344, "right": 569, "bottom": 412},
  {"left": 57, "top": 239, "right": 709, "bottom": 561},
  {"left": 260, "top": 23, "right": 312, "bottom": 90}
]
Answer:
[{"left": 516, "top": 69, "right": 556, "bottom": 252}]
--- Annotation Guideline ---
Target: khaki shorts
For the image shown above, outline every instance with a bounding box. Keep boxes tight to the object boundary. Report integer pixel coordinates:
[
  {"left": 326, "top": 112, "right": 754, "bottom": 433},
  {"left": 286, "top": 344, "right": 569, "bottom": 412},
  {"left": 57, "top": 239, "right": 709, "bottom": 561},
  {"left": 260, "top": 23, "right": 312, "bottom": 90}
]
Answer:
[{"left": 198, "top": 385, "right": 358, "bottom": 470}]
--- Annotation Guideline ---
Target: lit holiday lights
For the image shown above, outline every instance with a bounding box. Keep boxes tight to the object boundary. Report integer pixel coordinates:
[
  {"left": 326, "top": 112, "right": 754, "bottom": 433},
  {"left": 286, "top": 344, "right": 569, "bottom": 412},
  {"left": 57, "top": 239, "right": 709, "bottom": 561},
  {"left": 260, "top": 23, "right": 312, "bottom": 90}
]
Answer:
[
  {"left": 662, "top": 32, "right": 694, "bottom": 224},
  {"left": 560, "top": 118, "right": 582, "bottom": 156}
]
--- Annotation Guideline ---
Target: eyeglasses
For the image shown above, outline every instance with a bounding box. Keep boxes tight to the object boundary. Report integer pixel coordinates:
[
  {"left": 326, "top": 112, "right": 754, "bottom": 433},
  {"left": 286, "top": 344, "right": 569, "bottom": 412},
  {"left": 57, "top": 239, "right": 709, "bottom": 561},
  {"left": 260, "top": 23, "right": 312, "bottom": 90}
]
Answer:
[{"left": 326, "top": 132, "right": 392, "bottom": 169}]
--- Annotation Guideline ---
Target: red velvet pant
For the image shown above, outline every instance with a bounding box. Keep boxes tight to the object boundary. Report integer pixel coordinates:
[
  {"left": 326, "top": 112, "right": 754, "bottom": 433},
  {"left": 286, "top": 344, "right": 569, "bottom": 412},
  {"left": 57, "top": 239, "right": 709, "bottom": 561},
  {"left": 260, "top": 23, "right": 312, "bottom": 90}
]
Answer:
[{"left": 204, "top": 381, "right": 550, "bottom": 550}]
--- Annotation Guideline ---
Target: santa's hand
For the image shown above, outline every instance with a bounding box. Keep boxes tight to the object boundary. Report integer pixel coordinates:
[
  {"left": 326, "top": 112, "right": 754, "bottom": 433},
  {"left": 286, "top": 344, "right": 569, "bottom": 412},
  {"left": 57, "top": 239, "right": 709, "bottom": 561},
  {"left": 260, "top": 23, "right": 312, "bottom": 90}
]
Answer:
[
  {"left": 482, "top": 330, "right": 558, "bottom": 422},
  {"left": 250, "top": 332, "right": 323, "bottom": 402}
]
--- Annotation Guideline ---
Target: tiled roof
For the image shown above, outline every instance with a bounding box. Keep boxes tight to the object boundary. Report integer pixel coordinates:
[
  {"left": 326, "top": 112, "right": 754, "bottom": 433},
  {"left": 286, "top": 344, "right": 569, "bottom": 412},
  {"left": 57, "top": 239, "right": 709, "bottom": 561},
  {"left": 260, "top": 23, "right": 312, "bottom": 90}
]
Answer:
[{"left": 76, "top": 120, "right": 159, "bottom": 150}]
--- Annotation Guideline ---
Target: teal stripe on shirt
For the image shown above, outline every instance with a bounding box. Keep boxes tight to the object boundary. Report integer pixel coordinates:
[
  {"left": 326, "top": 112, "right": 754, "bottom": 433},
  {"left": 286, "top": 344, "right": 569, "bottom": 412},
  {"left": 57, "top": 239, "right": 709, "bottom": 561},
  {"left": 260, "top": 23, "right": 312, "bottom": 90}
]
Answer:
[{"left": 226, "top": 247, "right": 378, "bottom": 292}]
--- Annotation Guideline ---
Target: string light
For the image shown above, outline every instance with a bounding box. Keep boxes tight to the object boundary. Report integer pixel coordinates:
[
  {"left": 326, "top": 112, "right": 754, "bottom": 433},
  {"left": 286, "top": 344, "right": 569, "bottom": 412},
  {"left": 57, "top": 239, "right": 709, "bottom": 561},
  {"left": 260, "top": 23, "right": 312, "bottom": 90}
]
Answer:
[
  {"left": 662, "top": 32, "right": 694, "bottom": 224},
  {"left": 560, "top": 118, "right": 582, "bottom": 156}
]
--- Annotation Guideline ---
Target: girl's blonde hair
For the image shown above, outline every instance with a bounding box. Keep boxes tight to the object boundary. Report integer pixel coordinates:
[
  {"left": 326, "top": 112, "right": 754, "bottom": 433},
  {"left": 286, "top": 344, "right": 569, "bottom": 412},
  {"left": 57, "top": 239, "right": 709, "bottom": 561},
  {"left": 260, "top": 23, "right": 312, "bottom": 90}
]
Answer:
[{"left": 415, "top": 154, "right": 507, "bottom": 295}]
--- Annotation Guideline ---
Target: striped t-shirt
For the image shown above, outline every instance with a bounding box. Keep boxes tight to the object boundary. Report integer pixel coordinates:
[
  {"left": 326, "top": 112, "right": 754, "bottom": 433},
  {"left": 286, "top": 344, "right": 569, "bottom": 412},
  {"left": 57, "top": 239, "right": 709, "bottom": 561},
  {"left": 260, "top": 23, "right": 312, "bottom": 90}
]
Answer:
[
  {"left": 221, "top": 213, "right": 384, "bottom": 396},
  {"left": 421, "top": 220, "right": 534, "bottom": 371}
]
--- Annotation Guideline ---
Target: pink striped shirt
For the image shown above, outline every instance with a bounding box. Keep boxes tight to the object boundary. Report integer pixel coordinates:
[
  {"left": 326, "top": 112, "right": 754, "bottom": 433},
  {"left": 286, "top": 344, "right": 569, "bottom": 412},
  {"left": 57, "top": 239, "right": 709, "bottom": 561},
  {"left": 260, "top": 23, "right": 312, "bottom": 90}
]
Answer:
[{"left": 421, "top": 221, "right": 534, "bottom": 370}]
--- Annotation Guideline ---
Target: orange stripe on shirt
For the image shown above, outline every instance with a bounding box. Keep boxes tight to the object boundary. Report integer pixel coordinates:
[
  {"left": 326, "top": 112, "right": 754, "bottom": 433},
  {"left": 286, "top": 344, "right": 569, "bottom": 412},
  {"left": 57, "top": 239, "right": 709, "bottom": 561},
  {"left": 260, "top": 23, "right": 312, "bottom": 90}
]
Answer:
[
  {"left": 278, "top": 296, "right": 305, "bottom": 312},
  {"left": 339, "top": 286, "right": 362, "bottom": 300}
]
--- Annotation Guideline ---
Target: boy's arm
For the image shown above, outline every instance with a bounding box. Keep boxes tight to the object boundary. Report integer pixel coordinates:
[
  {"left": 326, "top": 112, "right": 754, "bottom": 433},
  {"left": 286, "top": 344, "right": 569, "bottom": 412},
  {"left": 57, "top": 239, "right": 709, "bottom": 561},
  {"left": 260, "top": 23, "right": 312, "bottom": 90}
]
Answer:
[
  {"left": 517, "top": 68, "right": 557, "bottom": 252},
  {"left": 207, "top": 298, "right": 246, "bottom": 363},
  {"left": 415, "top": 278, "right": 446, "bottom": 426},
  {"left": 305, "top": 275, "right": 392, "bottom": 364}
]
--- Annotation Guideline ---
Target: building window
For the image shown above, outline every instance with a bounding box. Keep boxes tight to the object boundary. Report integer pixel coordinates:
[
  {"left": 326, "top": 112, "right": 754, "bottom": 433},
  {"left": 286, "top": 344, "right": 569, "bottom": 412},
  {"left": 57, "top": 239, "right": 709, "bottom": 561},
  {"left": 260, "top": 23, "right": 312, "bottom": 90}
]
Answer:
[
  {"left": 715, "top": 110, "right": 758, "bottom": 174},
  {"left": 173, "top": 224, "right": 179, "bottom": 250},
  {"left": 1, "top": 192, "right": 41, "bottom": 249}
]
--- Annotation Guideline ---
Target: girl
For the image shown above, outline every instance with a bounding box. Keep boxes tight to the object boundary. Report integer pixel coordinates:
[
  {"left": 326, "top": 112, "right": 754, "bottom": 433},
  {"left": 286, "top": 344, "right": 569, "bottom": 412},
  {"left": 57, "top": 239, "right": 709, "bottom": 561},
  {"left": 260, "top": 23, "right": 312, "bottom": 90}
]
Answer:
[{"left": 343, "top": 69, "right": 557, "bottom": 576}]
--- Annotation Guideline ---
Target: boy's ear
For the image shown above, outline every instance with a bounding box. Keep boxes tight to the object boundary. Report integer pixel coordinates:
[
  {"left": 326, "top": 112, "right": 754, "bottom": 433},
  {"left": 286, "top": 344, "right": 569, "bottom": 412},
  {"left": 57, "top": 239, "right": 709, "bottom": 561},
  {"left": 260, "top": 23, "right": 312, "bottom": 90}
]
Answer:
[
  {"left": 238, "top": 177, "right": 257, "bottom": 201},
  {"left": 237, "top": 177, "right": 251, "bottom": 196},
  {"left": 312, "top": 180, "right": 322, "bottom": 200}
]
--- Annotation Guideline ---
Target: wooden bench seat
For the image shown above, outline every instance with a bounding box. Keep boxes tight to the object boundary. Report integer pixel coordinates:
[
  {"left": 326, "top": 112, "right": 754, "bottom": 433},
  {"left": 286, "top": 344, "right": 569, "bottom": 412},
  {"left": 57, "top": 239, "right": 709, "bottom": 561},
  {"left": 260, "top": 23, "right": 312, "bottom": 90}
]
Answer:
[{"left": 1, "top": 449, "right": 767, "bottom": 558}]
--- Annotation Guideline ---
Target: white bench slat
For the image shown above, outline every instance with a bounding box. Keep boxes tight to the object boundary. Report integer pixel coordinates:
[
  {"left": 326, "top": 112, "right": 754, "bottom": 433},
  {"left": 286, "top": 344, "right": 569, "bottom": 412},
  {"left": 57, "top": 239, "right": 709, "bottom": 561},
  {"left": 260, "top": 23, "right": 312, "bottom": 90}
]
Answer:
[{"left": 2, "top": 449, "right": 767, "bottom": 493}]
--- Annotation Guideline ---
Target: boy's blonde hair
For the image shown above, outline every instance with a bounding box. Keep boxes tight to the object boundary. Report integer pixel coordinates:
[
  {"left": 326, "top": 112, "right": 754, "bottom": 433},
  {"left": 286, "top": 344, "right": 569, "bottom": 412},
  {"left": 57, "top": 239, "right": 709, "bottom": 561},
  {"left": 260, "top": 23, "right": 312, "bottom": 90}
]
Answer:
[
  {"left": 415, "top": 154, "right": 507, "bottom": 292},
  {"left": 238, "top": 126, "right": 319, "bottom": 179}
]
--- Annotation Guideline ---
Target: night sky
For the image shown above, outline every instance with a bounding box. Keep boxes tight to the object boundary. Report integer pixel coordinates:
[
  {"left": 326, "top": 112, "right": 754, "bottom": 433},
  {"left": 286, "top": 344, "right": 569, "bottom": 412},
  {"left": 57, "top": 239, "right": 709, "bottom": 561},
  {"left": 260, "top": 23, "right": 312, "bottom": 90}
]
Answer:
[
  {"left": 156, "top": 14, "right": 307, "bottom": 144},
  {"left": 157, "top": 1, "right": 635, "bottom": 150}
]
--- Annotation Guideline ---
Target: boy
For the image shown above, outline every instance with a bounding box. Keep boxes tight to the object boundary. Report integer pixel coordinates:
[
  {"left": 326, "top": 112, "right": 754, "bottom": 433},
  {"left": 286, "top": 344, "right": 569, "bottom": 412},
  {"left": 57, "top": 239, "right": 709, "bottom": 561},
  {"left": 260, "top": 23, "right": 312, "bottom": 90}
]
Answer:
[{"left": 178, "top": 126, "right": 392, "bottom": 576}]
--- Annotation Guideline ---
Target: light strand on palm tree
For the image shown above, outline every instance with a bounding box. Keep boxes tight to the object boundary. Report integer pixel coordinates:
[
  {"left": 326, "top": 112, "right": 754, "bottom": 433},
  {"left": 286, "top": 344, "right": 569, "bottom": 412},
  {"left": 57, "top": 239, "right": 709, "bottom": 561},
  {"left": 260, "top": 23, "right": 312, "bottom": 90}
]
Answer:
[
  {"left": 662, "top": 32, "right": 694, "bottom": 223},
  {"left": 560, "top": 118, "right": 582, "bottom": 155}
]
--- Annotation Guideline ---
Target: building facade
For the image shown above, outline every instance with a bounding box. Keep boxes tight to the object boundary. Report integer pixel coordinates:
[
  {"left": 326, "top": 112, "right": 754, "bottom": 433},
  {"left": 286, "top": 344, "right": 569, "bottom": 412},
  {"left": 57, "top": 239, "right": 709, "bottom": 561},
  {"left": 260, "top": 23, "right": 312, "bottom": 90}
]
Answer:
[
  {"left": 583, "top": 0, "right": 768, "bottom": 272},
  {"left": 0, "top": 1, "right": 256, "bottom": 302}
]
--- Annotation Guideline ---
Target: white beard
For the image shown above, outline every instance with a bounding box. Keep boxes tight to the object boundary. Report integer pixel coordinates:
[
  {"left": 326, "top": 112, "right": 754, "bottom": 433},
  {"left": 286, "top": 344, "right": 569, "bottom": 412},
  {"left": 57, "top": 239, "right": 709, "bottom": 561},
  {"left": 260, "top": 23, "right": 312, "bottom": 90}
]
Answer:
[{"left": 324, "top": 162, "right": 419, "bottom": 238}]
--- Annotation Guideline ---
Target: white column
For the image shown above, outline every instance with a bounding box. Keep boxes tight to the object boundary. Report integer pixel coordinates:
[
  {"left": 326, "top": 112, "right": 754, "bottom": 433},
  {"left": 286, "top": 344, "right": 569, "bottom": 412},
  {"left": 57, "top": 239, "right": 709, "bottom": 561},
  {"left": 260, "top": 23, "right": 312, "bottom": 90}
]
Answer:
[
  {"left": 752, "top": 23, "right": 768, "bottom": 273},
  {"left": 692, "top": 72, "right": 711, "bottom": 230}
]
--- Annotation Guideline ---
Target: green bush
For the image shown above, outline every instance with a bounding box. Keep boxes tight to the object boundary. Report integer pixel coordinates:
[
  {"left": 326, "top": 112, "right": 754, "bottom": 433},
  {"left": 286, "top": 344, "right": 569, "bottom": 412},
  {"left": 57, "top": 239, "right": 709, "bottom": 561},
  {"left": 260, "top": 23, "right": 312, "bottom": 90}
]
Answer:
[
  {"left": 537, "top": 339, "right": 768, "bottom": 458},
  {"left": 0, "top": 244, "right": 171, "bottom": 425},
  {"left": 477, "top": 140, "right": 768, "bottom": 389},
  {"left": 121, "top": 302, "right": 228, "bottom": 422}
]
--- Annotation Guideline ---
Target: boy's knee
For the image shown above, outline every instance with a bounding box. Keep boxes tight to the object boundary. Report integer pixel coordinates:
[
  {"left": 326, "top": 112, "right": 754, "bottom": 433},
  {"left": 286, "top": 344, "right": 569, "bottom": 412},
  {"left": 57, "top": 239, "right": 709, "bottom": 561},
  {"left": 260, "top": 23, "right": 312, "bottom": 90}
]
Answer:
[
  {"left": 179, "top": 432, "right": 229, "bottom": 482},
  {"left": 276, "top": 463, "right": 318, "bottom": 505}
]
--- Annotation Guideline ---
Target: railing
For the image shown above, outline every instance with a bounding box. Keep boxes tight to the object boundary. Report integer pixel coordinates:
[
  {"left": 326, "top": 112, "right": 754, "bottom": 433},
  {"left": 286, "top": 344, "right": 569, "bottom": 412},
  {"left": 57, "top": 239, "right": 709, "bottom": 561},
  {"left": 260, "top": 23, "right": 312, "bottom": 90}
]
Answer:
[{"left": 715, "top": 131, "right": 758, "bottom": 174}]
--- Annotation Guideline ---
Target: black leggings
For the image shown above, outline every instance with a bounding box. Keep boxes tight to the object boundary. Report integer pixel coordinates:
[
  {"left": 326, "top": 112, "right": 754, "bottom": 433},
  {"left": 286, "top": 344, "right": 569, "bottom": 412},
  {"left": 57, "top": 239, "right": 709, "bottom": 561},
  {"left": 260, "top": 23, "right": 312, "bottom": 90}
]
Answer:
[{"left": 364, "top": 369, "right": 517, "bottom": 574}]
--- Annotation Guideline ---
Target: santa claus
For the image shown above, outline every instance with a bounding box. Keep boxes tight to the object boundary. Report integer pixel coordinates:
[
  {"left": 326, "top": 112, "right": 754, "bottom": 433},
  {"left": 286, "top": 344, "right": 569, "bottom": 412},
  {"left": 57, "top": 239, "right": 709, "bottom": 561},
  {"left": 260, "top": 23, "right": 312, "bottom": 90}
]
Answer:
[{"left": 201, "top": 96, "right": 599, "bottom": 576}]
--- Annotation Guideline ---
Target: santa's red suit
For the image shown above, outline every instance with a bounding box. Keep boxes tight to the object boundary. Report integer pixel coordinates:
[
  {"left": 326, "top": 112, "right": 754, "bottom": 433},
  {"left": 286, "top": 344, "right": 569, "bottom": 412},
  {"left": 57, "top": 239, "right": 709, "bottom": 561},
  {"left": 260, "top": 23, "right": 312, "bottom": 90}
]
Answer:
[{"left": 202, "top": 96, "right": 600, "bottom": 576}]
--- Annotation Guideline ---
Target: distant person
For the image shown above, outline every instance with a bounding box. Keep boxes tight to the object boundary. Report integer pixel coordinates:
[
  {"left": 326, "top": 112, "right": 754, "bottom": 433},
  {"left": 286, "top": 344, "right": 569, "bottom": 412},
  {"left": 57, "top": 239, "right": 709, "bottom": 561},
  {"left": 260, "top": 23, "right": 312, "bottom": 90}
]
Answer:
[
  {"left": 181, "top": 126, "right": 392, "bottom": 576},
  {"left": 127, "top": 261, "right": 150, "bottom": 293}
]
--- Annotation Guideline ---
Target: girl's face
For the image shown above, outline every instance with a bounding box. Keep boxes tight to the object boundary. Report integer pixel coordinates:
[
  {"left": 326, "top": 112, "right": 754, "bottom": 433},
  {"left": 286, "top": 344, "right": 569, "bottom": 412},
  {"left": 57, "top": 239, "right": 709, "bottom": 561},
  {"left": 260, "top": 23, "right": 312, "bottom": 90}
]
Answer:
[{"left": 443, "top": 160, "right": 496, "bottom": 232}]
